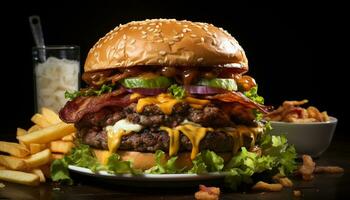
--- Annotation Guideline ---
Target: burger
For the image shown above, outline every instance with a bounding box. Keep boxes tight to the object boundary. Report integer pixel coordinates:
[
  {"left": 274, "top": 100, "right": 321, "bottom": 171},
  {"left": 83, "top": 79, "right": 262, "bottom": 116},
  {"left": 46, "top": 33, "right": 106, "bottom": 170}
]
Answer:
[{"left": 58, "top": 19, "right": 296, "bottom": 188}]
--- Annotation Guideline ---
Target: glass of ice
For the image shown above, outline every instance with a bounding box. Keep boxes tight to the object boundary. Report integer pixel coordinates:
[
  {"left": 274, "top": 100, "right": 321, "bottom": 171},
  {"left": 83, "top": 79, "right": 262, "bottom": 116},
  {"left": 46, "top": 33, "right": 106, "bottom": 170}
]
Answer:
[{"left": 32, "top": 46, "right": 80, "bottom": 113}]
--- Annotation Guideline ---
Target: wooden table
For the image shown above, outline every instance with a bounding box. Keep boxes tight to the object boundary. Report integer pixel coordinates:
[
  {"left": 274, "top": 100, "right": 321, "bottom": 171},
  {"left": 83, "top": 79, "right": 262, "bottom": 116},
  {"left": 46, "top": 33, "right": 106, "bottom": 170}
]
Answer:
[{"left": 1, "top": 135, "right": 349, "bottom": 200}]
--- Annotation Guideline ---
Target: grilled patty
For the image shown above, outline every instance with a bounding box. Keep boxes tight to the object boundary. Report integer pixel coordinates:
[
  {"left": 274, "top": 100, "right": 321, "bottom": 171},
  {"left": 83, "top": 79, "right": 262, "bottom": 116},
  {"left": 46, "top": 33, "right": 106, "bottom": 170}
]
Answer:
[
  {"left": 76, "top": 103, "right": 256, "bottom": 152},
  {"left": 79, "top": 127, "right": 255, "bottom": 153}
]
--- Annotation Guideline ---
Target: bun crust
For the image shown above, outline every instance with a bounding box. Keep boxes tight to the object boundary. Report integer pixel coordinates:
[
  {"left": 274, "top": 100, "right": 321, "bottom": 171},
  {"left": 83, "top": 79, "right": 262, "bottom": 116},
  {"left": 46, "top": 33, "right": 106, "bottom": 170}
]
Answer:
[
  {"left": 85, "top": 19, "right": 248, "bottom": 73},
  {"left": 93, "top": 149, "right": 232, "bottom": 171}
]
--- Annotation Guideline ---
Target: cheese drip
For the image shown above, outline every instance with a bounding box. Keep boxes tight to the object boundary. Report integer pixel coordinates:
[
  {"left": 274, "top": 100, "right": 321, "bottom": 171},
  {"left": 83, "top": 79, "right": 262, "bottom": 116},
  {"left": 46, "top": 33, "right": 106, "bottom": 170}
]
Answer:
[
  {"left": 106, "top": 119, "right": 143, "bottom": 153},
  {"left": 161, "top": 123, "right": 213, "bottom": 159},
  {"left": 220, "top": 126, "right": 263, "bottom": 154},
  {"left": 160, "top": 126, "right": 180, "bottom": 157},
  {"left": 136, "top": 93, "right": 210, "bottom": 115}
]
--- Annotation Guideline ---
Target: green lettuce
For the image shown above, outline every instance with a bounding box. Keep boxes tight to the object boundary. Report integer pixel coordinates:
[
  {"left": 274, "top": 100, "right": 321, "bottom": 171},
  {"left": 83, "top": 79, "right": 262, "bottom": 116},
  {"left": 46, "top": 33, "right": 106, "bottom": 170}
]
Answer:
[
  {"left": 145, "top": 150, "right": 183, "bottom": 174},
  {"left": 168, "top": 84, "right": 186, "bottom": 99},
  {"left": 106, "top": 153, "right": 139, "bottom": 174},
  {"left": 244, "top": 86, "right": 264, "bottom": 104},
  {"left": 50, "top": 159, "right": 73, "bottom": 185},
  {"left": 224, "top": 134, "right": 297, "bottom": 190},
  {"left": 259, "top": 134, "right": 297, "bottom": 176},
  {"left": 65, "top": 84, "right": 115, "bottom": 100},
  {"left": 188, "top": 150, "right": 224, "bottom": 174},
  {"left": 50, "top": 144, "right": 104, "bottom": 184}
]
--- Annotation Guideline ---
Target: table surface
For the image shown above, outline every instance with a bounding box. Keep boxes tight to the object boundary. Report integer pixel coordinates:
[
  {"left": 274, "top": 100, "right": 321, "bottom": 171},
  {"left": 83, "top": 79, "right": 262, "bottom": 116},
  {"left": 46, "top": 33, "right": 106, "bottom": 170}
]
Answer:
[{"left": 0, "top": 134, "right": 349, "bottom": 200}]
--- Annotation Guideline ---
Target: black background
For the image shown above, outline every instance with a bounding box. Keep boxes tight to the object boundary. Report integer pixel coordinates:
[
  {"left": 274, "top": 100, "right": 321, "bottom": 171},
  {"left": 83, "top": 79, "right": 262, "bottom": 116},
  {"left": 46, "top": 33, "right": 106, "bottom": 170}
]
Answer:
[{"left": 1, "top": 1, "right": 348, "bottom": 136}]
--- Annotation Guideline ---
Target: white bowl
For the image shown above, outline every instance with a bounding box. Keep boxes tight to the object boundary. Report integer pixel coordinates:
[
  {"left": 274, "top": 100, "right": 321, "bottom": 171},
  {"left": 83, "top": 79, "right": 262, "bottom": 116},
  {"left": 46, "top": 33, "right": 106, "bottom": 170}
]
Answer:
[{"left": 267, "top": 117, "right": 337, "bottom": 157}]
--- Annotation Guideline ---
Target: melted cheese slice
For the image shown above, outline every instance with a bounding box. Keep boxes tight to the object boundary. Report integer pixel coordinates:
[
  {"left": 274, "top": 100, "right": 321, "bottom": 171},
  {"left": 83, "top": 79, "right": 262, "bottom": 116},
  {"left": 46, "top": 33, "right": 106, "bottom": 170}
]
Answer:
[
  {"left": 161, "top": 123, "right": 213, "bottom": 159},
  {"left": 106, "top": 119, "right": 143, "bottom": 153},
  {"left": 136, "top": 93, "right": 210, "bottom": 115},
  {"left": 220, "top": 126, "right": 263, "bottom": 154},
  {"left": 160, "top": 126, "right": 180, "bottom": 157}
]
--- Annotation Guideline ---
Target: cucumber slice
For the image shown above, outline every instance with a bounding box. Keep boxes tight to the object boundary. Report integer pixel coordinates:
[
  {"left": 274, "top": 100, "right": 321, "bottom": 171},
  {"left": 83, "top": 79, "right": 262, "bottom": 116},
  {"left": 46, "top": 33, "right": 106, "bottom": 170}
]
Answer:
[
  {"left": 197, "top": 78, "right": 237, "bottom": 91},
  {"left": 120, "top": 76, "right": 173, "bottom": 88}
]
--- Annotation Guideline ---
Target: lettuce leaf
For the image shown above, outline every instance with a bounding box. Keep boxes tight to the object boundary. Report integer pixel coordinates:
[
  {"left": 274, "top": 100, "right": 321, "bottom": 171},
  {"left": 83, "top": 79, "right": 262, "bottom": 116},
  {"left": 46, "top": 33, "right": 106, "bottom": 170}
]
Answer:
[
  {"left": 145, "top": 150, "right": 183, "bottom": 174},
  {"left": 106, "top": 153, "right": 138, "bottom": 174},
  {"left": 224, "top": 134, "right": 297, "bottom": 190},
  {"left": 259, "top": 134, "right": 297, "bottom": 176},
  {"left": 188, "top": 150, "right": 224, "bottom": 174},
  {"left": 168, "top": 84, "right": 186, "bottom": 99},
  {"left": 50, "top": 144, "right": 103, "bottom": 183},
  {"left": 50, "top": 159, "right": 73, "bottom": 185},
  {"left": 65, "top": 84, "right": 115, "bottom": 100},
  {"left": 244, "top": 86, "right": 264, "bottom": 104}
]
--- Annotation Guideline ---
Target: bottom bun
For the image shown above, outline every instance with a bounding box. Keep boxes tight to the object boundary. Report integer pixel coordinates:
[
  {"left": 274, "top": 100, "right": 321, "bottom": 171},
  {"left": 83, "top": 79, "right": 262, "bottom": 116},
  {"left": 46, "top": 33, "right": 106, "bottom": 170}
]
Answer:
[{"left": 92, "top": 149, "right": 232, "bottom": 171}]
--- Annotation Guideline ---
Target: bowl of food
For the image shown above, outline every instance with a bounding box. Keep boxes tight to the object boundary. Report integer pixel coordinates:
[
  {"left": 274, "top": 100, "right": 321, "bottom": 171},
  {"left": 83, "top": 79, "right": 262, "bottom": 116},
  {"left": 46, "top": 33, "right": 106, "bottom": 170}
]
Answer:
[{"left": 265, "top": 100, "right": 337, "bottom": 157}]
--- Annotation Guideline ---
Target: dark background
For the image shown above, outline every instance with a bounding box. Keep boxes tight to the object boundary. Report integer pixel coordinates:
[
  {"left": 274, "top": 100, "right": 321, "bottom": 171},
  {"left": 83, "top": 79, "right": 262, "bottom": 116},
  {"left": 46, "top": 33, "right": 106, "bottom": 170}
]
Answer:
[{"left": 1, "top": 1, "right": 347, "bottom": 136}]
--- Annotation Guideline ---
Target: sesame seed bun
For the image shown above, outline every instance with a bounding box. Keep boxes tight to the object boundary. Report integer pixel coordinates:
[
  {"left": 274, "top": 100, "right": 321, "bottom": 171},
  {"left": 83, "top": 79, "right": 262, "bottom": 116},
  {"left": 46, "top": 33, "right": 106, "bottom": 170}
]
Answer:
[{"left": 85, "top": 19, "right": 248, "bottom": 73}]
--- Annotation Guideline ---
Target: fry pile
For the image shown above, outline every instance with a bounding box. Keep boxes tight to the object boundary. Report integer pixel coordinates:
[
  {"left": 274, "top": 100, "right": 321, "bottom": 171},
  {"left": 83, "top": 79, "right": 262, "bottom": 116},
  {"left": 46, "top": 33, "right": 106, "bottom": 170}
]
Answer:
[
  {"left": 264, "top": 100, "right": 329, "bottom": 123},
  {"left": 0, "top": 107, "right": 76, "bottom": 186}
]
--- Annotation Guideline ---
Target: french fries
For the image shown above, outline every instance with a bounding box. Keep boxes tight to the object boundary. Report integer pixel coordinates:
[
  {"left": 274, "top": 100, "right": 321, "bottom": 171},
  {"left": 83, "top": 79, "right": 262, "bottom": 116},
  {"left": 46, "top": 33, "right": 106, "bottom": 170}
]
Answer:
[
  {"left": 0, "top": 141, "right": 29, "bottom": 157},
  {"left": 17, "top": 122, "right": 75, "bottom": 144},
  {"left": 41, "top": 107, "right": 62, "bottom": 124},
  {"left": 50, "top": 141, "right": 74, "bottom": 154},
  {"left": 0, "top": 107, "right": 75, "bottom": 186},
  {"left": 31, "top": 169, "right": 46, "bottom": 183},
  {"left": 16, "top": 128, "right": 27, "bottom": 136},
  {"left": 0, "top": 170, "right": 40, "bottom": 186},
  {"left": 62, "top": 133, "right": 75, "bottom": 142},
  {"left": 0, "top": 155, "right": 27, "bottom": 170},
  {"left": 29, "top": 143, "right": 47, "bottom": 155},
  {"left": 51, "top": 154, "right": 64, "bottom": 161},
  {"left": 31, "top": 114, "right": 52, "bottom": 128},
  {"left": 28, "top": 125, "right": 41, "bottom": 133},
  {"left": 25, "top": 149, "right": 51, "bottom": 169}
]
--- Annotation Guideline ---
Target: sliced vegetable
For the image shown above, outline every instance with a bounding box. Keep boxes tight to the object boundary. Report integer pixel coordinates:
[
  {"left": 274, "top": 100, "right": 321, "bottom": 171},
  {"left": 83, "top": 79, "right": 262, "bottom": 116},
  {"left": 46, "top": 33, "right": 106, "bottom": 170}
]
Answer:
[
  {"left": 197, "top": 78, "right": 237, "bottom": 91},
  {"left": 120, "top": 76, "right": 172, "bottom": 88},
  {"left": 185, "top": 86, "right": 227, "bottom": 95}
]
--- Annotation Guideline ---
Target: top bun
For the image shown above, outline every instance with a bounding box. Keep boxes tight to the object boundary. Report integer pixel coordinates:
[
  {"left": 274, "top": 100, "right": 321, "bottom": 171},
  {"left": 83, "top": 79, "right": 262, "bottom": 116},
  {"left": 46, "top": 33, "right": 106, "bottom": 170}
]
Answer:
[{"left": 85, "top": 19, "right": 248, "bottom": 73}]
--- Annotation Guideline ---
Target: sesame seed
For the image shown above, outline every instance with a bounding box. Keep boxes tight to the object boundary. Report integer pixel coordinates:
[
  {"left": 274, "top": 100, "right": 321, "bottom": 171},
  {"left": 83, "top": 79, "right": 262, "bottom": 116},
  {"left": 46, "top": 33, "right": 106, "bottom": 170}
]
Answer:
[
  {"left": 197, "top": 57, "right": 204, "bottom": 62},
  {"left": 154, "top": 33, "right": 160, "bottom": 37},
  {"left": 138, "top": 26, "right": 143, "bottom": 30},
  {"left": 148, "top": 28, "right": 154, "bottom": 32},
  {"left": 158, "top": 59, "right": 164, "bottom": 64},
  {"left": 183, "top": 24, "right": 189, "bottom": 28},
  {"left": 182, "top": 28, "right": 192, "bottom": 33},
  {"left": 159, "top": 51, "right": 166, "bottom": 56},
  {"left": 142, "top": 31, "right": 147, "bottom": 35},
  {"left": 123, "top": 34, "right": 127, "bottom": 40},
  {"left": 155, "top": 25, "right": 160, "bottom": 28},
  {"left": 156, "top": 39, "right": 163, "bottom": 42},
  {"left": 168, "top": 41, "right": 175, "bottom": 45},
  {"left": 130, "top": 39, "right": 136, "bottom": 44},
  {"left": 149, "top": 22, "right": 156, "bottom": 26},
  {"left": 141, "top": 35, "right": 147, "bottom": 39},
  {"left": 190, "top": 34, "right": 197, "bottom": 38}
]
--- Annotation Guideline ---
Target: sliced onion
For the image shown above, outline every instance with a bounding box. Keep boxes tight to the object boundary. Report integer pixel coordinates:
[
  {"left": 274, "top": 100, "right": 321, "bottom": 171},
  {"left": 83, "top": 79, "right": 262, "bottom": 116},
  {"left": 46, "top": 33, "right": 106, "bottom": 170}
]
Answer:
[
  {"left": 185, "top": 86, "right": 227, "bottom": 94},
  {"left": 126, "top": 88, "right": 167, "bottom": 96}
]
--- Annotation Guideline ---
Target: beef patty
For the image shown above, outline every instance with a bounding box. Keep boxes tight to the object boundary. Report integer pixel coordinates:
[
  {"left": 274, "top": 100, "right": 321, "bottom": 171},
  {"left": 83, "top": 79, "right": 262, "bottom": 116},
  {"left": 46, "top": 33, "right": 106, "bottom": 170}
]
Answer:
[
  {"left": 79, "top": 127, "right": 254, "bottom": 153},
  {"left": 76, "top": 102, "right": 256, "bottom": 152}
]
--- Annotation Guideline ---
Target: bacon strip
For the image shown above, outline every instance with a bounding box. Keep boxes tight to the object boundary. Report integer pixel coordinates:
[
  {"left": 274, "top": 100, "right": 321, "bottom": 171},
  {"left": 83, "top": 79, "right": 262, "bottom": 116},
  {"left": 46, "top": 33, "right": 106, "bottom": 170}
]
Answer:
[
  {"left": 59, "top": 88, "right": 135, "bottom": 123},
  {"left": 205, "top": 92, "right": 270, "bottom": 113}
]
